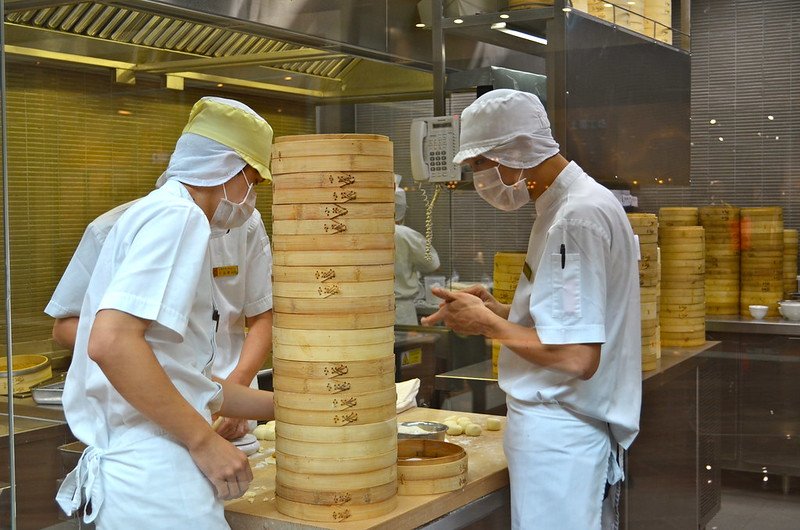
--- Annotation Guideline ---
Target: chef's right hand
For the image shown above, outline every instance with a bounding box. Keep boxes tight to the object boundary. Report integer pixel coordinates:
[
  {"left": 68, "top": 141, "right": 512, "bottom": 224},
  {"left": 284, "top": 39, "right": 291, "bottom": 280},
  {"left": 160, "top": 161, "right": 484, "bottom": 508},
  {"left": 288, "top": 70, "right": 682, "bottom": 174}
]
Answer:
[
  {"left": 460, "top": 284, "right": 510, "bottom": 320},
  {"left": 189, "top": 429, "right": 253, "bottom": 500}
]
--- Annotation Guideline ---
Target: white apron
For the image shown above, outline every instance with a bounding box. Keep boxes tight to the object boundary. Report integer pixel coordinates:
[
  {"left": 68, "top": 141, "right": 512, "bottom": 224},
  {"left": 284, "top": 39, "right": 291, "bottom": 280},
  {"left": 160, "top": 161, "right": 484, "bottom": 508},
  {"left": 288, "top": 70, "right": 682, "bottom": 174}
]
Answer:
[
  {"left": 395, "top": 298, "right": 419, "bottom": 325},
  {"left": 503, "top": 398, "right": 624, "bottom": 530}
]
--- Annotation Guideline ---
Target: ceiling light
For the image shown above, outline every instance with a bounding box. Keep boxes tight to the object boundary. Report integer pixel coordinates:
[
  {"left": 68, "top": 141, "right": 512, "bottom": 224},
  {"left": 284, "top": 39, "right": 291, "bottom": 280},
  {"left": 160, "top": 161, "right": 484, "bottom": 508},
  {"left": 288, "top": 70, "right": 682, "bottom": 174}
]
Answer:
[
  {"left": 216, "top": 83, "right": 224, "bottom": 87},
  {"left": 767, "top": 115, "right": 774, "bottom": 120},
  {"left": 709, "top": 119, "right": 716, "bottom": 124},
  {"left": 500, "top": 14, "right": 510, "bottom": 19},
  {"left": 490, "top": 22, "right": 548, "bottom": 45},
  {"left": 416, "top": 23, "right": 426, "bottom": 28},
  {"left": 117, "top": 109, "right": 132, "bottom": 116},
  {"left": 563, "top": 7, "right": 572, "bottom": 12},
  {"left": 284, "top": 76, "right": 292, "bottom": 81},
  {"left": 454, "top": 18, "right": 464, "bottom": 24}
]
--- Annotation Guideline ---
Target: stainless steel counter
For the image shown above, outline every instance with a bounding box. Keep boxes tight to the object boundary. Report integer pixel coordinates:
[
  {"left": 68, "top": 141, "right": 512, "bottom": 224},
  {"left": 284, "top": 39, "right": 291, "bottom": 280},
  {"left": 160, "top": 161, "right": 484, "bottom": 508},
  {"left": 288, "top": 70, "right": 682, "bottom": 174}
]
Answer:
[{"left": 706, "top": 316, "right": 800, "bottom": 336}]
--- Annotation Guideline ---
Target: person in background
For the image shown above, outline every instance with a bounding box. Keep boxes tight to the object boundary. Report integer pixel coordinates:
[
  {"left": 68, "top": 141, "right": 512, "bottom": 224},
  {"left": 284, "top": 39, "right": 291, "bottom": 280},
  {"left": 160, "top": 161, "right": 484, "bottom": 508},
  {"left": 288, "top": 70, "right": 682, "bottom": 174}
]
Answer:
[
  {"left": 422, "top": 89, "right": 641, "bottom": 529},
  {"left": 394, "top": 175, "right": 440, "bottom": 325},
  {"left": 54, "top": 97, "right": 275, "bottom": 529}
]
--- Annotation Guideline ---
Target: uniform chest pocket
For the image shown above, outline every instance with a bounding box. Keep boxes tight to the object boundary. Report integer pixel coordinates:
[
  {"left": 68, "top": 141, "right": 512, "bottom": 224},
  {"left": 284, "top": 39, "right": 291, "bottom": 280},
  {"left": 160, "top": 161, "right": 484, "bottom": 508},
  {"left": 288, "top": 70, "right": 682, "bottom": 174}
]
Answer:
[{"left": 550, "top": 252, "right": 581, "bottom": 320}]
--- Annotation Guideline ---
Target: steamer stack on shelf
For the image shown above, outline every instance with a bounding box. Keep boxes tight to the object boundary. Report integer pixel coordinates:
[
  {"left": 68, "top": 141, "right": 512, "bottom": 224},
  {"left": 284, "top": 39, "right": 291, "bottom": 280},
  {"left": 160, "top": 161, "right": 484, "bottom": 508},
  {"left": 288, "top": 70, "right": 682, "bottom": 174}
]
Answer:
[
  {"left": 699, "top": 206, "right": 741, "bottom": 315},
  {"left": 491, "top": 252, "right": 527, "bottom": 376},
  {"left": 627, "top": 214, "right": 660, "bottom": 371},
  {"left": 783, "top": 229, "right": 798, "bottom": 298},
  {"left": 658, "top": 207, "right": 706, "bottom": 347},
  {"left": 270, "top": 134, "right": 398, "bottom": 522},
  {"left": 739, "top": 207, "right": 784, "bottom": 317}
]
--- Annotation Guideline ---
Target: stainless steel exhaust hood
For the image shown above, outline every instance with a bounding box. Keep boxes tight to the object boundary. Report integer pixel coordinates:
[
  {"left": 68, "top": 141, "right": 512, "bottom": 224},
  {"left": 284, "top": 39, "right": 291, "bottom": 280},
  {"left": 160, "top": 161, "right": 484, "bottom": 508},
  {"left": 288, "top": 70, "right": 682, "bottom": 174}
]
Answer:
[{"left": 3, "top": 0, "right": 434, "bottom": 101}]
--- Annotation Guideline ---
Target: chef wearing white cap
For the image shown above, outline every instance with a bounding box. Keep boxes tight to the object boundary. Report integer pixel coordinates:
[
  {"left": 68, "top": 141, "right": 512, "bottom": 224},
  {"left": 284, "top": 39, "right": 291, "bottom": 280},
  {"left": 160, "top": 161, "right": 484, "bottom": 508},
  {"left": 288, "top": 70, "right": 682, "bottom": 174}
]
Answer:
[
  {"left": 55, "top": 97, "right": 275, "bottom": 529},
  {"left": 422, "top": 89, "right": 641, "bottom": 529},
  {"left": 393, "top": 175, "right": 440, "bottom": 325}
]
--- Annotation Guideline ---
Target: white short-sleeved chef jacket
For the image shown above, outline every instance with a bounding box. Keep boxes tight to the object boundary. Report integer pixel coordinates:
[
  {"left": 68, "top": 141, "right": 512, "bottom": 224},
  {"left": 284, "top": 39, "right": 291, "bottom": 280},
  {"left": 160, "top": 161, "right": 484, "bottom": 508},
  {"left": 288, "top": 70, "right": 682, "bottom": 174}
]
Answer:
[
  {"left": 46, "top": 199, "right": 273, "bottom": 387},
  {"left": 61, "top": 180, "right": 222, "bottom": 449},
  {"left": 498, "top": 162, "right": 642, "bottom": 449}
]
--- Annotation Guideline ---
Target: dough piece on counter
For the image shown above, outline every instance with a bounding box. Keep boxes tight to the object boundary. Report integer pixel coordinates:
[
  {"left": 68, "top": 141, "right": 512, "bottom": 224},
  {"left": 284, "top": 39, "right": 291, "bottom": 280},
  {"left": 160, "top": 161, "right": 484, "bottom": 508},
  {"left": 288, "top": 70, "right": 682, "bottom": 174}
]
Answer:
[
  {"left": 456, "top": 416, "right": 472, "bottom": 427},
  {"left": 444, "top": 415, "right": 459, "bottom": 423},
  {"left": 446, "top": 423, "right": 464, "bottom": 436},
  {"left": 464, "top": 423, "right": 482, "bottom": 437},
  {"left": 486, "top": 418, "right": 502, "bottom": 431},
  {"left": 444, "top": 420, "right": 459, "bottom": 429},
  {"left": 254, "top": 420, "right": 276, "bottom": 441}
]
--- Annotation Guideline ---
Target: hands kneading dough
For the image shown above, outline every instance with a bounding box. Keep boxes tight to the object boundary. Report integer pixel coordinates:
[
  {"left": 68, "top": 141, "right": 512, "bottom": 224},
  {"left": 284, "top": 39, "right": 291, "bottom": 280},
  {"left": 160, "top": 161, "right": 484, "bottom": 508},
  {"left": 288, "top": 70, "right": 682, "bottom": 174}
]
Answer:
[
  {"left": 253, "top": 420, "right": 276, "bottom": 441},
  {"left": 442, "top": 415, "right": 502, "bottom": 437}
]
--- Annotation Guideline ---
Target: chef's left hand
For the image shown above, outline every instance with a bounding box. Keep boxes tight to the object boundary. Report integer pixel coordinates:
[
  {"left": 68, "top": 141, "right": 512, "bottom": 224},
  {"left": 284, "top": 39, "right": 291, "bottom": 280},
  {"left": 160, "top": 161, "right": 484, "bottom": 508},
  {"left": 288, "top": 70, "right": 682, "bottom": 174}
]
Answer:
[
  {"left": 420, "top": 287, "right": 496, "bottom": 335},
  {"left": 212, "top": 416, "right": 250, "bottom": 440}
]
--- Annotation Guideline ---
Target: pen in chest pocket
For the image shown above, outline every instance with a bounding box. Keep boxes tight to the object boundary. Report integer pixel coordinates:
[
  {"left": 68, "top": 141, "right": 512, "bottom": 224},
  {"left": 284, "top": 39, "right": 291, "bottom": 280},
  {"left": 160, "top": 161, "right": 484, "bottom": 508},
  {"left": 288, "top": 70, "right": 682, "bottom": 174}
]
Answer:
[{"left": 560, "top": 244, "right": 566, "bottom": 269}]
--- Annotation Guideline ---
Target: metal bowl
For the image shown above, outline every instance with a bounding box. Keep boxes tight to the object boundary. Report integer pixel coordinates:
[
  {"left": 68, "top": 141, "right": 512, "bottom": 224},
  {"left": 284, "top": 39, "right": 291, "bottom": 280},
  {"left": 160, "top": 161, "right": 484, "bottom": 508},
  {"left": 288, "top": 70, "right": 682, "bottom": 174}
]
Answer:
[{"left": 397, "top": 421, "right": 447, "bottom": 441}]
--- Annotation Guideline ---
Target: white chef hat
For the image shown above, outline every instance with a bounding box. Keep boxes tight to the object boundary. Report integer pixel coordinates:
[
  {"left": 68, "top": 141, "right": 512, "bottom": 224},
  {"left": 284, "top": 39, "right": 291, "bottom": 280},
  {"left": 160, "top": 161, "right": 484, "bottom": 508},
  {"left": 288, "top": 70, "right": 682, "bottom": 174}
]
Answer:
[
  {"left": 156, "top": 96, "right": 273, "bottom": 188},
  {"left": 394, "top": 174, "right": 407, "bottom": 222},
  {"left": 453, "top": 89, "right": 560, "bottom": 170}
]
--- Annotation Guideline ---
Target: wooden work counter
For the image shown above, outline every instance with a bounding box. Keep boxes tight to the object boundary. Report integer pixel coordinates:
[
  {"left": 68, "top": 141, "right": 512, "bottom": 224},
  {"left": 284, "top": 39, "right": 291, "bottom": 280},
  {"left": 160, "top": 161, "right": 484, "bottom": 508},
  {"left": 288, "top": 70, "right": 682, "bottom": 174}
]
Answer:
[{"left": 224, "top": 408, "right": 509, "bottom": 529}]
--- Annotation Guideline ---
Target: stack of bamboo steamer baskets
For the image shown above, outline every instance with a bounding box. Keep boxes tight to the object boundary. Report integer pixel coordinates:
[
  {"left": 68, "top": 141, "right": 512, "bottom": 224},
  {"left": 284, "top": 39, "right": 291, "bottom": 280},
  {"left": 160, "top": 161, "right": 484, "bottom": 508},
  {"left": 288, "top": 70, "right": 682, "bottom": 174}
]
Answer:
[
  {"left": 740, "top": 207, "right": 784, "bottom": 317},
  {"left": 627, "top": 214, "right": 660, "bottom": 371},
  {"left": 492, "top": 252, "right": 527, "bottom": 376},
  {"left": 783, "top": 229, "right": 798, "bottom": 298},
  {"left": 699, "top": 206, "right": 741, "bottom": 315},
  {"left": 658, "top": 207, "right": 706, "bottom": 347},
  {"left": 270, "top": 134, "right": 398, "bottom": 522},
  {"left": 397, "top": 440, "right": 468, "bottom": 495}
]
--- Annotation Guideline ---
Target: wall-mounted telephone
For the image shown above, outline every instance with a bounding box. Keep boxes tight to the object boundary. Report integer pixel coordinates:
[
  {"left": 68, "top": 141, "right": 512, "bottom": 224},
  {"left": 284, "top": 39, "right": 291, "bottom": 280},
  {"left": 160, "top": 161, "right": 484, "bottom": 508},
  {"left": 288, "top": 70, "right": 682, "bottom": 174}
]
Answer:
[{"left": 410, "top": 116, "right": 461, "bottom": 182}]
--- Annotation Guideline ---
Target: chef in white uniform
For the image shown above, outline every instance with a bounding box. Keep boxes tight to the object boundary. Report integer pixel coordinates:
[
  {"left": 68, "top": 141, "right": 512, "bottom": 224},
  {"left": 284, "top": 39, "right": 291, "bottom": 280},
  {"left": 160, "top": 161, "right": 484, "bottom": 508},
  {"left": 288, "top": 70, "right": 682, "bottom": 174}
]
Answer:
[
  {"left": 54, "top": 97, "right": 275, "bottom": 529},
  {"left": 394, "top": 177, "right": 440, "bottom": 325},
  {"left": 422, "top": 89, "right": 641, "bottom": 529}
]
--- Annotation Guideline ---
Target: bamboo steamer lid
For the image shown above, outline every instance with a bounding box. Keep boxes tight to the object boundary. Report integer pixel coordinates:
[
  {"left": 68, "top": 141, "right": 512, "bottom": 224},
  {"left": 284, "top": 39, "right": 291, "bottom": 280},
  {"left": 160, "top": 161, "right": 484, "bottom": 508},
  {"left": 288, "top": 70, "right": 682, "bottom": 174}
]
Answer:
[
  {"left": 275, "top": 448, "right": 398, "bottom": 475},
  {"left": 273, "top": 372, "right": 396, "bottom": 395},
  {"left": 275, "top": 416, "right": 397, "bottom": 443},
  {"left": 275, "top": 495, "right": 397, "bottom": 523},
  {"left": 658, "top": 207, "right": 698, "bottom": 226},
  {"left": 273, "top": 138, "right": 394, "bottom": 159},
  {"left": 272, "top": 264, "right": 394, "bottom": 283},
  {"left": 272, "top": 154, "right": 393, "bottom": 174},
  {"left": 273, "top": 326, "right": 394, "bottom": 346},
  {"left": 273, "top": 295, "right": 394, "bottom": 315},
  {"left": 275, "top": 133, "right": 389, "bottom": 144},
  {"left": 273, "top": 311, "right": 395, "bottom": 330},
  {"left": 272, "top": 341, "right": 394, "bottom": 362},
  {"left": 272, "top": 171, "right": 394, "bottom": 190},
  {"left": 273, "top": 187, "right": 395, "bottom": 205},
  {"left": 277, "top": 464, "right": 397, "bottom": 491},
  {"left": 272, "top": 249, "right": 394, "bottom": 267},
  {"left": 275, "top": 480, "right": 396, "bottom": 506},
  {"left": 272, "top": 218, "right": 394, "bottom": 235},
  {"left": 273, "top": 387, "right": 397, "bottom": 411},
  {"left": 275, "top": 403, "right": 396, "bottom": 426},
  {"left": 699, "top": 205, "right": 739, "bottom": 223},
  {"left": 272, "top": 233, "right": 394, "bottom": 251},
  {"left": 276, "top": 433, "right": 397, "bottom": 459},
  {"left": 272, "top": 203, "right": 394, "bottom": 221},
  {"left": 272, "top": 279, "right": 394, "bottom": 299}
]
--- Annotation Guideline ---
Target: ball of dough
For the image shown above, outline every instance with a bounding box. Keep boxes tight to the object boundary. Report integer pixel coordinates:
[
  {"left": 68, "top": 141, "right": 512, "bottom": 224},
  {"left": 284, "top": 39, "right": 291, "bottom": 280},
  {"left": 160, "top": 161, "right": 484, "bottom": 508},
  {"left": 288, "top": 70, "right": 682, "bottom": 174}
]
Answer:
[
  {"left": 446, "top": 423, "right": 464, "bottom": 436},
  {"left": 444, "top": 420, "right": 459, "bottom": 429},
  {"left": 486, "top": 418, "right": 502, "bottom": 431},
  {"left": 254, "top": 420, "right": 276, "bottom": 441},
  {"left": 464, "top": 423, "right": 482, "bottom": 437},
  {"left": 444, "top": 415, "right": 459, "bottom": 423},
  {"left": 456, "top": 416, "right": 472, "bottom": 427}
]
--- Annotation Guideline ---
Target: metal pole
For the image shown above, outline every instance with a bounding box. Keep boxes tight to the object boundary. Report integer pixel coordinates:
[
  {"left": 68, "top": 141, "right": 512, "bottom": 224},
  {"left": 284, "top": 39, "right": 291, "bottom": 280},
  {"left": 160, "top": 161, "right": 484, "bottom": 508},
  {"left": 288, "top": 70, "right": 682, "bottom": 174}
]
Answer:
[
  {"left": 0, "top": 0, "right": 19, "bottom": 527},
  {"left": 681, "top": 0, "right": 691, "bottom": 50},
  {"left": 431, "top": 0, "right": 446, "bottom": 117}
]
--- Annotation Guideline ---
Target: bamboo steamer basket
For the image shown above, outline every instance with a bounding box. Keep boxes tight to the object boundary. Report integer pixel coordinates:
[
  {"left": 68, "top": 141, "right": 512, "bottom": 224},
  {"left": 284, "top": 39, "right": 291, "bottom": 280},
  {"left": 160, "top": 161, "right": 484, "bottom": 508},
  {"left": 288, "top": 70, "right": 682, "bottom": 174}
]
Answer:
[
  {"left": 659, "top": 207, "right": 698, "bottom": 227},
  {"left": 494, "top": 252, "right": 527, "bottom": 266},
  {"left": 398, "top": 455, "right": 468, "bottom": 482},
  {"left": 276, "top": 417, "right": 398, "bottom": 444},
  {"left": 276, "top": 495, "right": 397, "bottom": 523},
  {"left": 640, "top": 302, "right": 658, "bottom": 320},
  {"left": 272, "top": 234, "right": 393, "bottom": 251},
  {"left": 272, "top": 218, "right": 394, "bottom": 235},
  {"left": 275, "top": 403, "right": 396, "bottom": 427},
  {"left": 273, "top": 327, "right": 394, "bottom": 346},
  {"left": 399, "top": 474, "right": 468, "bottom": 496},
  {"left": 273, "top": 295, "right": 394, "bottom": 314},
  {"left": 276, "top": 433, "right": 398, "bottom": 459},
  {"left": 275, "top": 480, "right": 397, "bottom": 506},
  {"left": 277, "top": 465, "right": 397, "bottom": 491},
  {"left": 275, "top": 448, "right": 398, "bottom": 475},
  {"left": 641, "top": 318, "right": 658, "bottom": 338},
  {"left": 273, "top": 372, "right": 396, "bottom": 395},
  {"left": 272, "top": 264, "right": 394, "bottom": 283},
  {"left": 740, "top": 207, "right": 783, "bottom": 251},
  {"left": 397, "top": 439, "right": 468, "bottom": 496},
  {"left": 493, "top": 263, "right": 525, "bottom": 275},
  {"left": 660, "top": 332, "right": 705, "bottom": 347},
  {"left": 699, "top": 205, "right": 740, "bottom": 224},
  {"left": 272, "top": 279, "right": 394, "bottom": 299},
  {"left": 493, "top": 289, "right": 516, "bottom": 304},
  {"left": 273, "top": 138, "right": 394, "bottom": 159},
  {"left": 272, "top": 155, "right": 392, "bottom": 175},
  {"left": 272, "top": 203, "right": 394, "bottom": 221},
  {"left": 273, "top": 249, "right": 393, "bottom": 267},
  {"left": 628, "top": 213, "right": 657, "bottom": 229},
  {"left": 272, "top": 171, "right": 394, "bottom": 190},
  {"left": 0, "top": 354, "right": 53, "bottom": 395},
  {"left": 274, "top": 387, "right": 397, "bottom": 411},
  {"left": 659, "top": 225, "right": 704, "bottom": 240},
  {"left": 271, "top": 355, "right": 395, "bottom": 380},
  {"left": 272, "top": 342, "right": 394, "bottom": 362},
  {"left": 493, "top": 271, "right": 522, "bottom": 284},
  {"left": 272, "top": 187, "right": 395, "bottom": 205},
  {"left": 640, "top": 287, "right": 658, "bottom": 304}
]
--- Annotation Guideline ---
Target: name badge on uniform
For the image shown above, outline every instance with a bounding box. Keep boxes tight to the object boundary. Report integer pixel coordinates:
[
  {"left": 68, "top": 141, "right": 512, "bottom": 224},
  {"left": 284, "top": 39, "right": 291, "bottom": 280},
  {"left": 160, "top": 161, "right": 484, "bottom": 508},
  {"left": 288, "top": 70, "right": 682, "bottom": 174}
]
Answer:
[
  {"left": 522, "top": 261, "right": 532, "bottom": 282},
  {"left": 213, "top": 265, "right": 239, "bottom": 278}
]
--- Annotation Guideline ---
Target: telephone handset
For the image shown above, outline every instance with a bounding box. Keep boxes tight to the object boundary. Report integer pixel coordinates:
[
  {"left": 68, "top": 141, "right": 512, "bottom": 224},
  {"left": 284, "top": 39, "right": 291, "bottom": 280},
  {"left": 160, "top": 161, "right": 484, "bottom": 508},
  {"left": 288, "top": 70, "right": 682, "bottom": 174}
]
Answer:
[{"left": 410, "top": 116, "right": 461, "bottom": 182}]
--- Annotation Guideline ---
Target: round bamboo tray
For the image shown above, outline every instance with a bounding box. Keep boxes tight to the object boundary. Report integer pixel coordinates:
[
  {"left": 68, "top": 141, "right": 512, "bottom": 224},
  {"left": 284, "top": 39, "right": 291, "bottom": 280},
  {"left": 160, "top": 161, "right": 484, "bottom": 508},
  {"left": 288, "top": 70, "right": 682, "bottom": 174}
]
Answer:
[
  {"left": 277, "top": 465, "right": 397, "bottom": 491},
  {"left": 272, "top": 341, "right": 394, "bottom": 362},
  {"left": 272, "top": 280, "right": 394, "bottom": 299},
  {"left": 273, "top": 372, "right": 396, "bottom": 395},
  {"left": 272, "top": 203, "right": 395, "bottom": 221},
  {"left": 272, "top": 171, "right": 394, "bottom": 191},
  {"left": 396, "top": 439, "right": 468, "bottom": 495},
  {"left": 397, "top": 439, "right": 466, "bottom": 464},
  {"left": 272, "top": 218, "right": 395, "bottom": 236},
  {"left": 272, "top": 234, "right": 394, "bottom": 251},
  {"left": 276, "top": 433, "right": 398, "bottom": 459},
  {"left": 659, "top": 226, "right": 705, "bottom": 238},
  {"left": 273, "top": 327, "right": 394, "bottom": 346},
  {"left": 659, "top": 207, "right": 698, "bottom": 226},
  {"left": 273, "top": 295, "right": 394, "bottom": 314},
  {"left": 275, "top": 448, "right": 398, "bottom": 475},
  {"left": 273, "top": 249, "right": 394, "bottom": 267},
  {"left": 398, "top": 474, "right": 468, "bottom": 496},
  {"left": 273, "top": 138, "right": 394, "bottom": 159},
  {"left": 275, "top": 495, "right": 397, "bottom": 523},
  {"left": 0, "top": 354, "right": 52, "bottom": 395},
  {"left": 275, "top": 403, "right": 396, "bottom": 427},
  {"left": 627, "top": 213, "right": 658, "bottom": 226},
  {"left": 271, "top": 355, "right": 395, "bottom": 380},
  {"left": 274, "top": 387, "right": 397, "bottom": 411},
  {"left": 276, "top": 417, "right": 397, "bottom": 443},
  {"left": 272, "top": 264, "right": 394, "bottom": 283},
  {"left": 272, "top": 187, "right": 396, "bottom": 205},
  {"left": 397, "top": 457, "right": 468, "bottom": 482},
  {"left": 275, "top": 480, "right": 397, "bottom": 506},
  {"left": 272, "top": 155, "right": 393, "bottom": 175}
]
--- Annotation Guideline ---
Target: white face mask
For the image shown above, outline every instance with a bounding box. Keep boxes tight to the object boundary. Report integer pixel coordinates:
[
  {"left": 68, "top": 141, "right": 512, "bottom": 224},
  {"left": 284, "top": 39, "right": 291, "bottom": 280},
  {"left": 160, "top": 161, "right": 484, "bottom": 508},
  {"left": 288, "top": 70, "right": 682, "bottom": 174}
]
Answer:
[
  {"left": 472, "top": 166, "right": 530, "bottom": 211},
  {"left": 211, "top": 170, "right": 256, "bottom": 230}
]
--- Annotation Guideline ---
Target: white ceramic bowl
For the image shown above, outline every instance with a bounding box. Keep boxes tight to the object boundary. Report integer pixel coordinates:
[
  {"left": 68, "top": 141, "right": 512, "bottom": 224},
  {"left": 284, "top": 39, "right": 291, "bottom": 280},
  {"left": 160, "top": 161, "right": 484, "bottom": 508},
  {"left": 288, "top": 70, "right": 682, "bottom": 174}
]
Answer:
[
  {"left": 778, "top": 301, "right": 800, "bottom": 321},
  {"left": 749, "top": 305, "right": 768, "bottom": 320}
]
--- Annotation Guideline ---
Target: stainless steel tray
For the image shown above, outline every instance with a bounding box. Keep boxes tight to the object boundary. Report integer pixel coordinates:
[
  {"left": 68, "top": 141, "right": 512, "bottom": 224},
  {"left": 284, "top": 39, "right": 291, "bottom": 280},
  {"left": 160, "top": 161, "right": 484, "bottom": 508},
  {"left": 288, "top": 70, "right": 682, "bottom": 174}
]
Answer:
[{"left": 31, "top": 380, "right": 64, "bottom": 405}]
